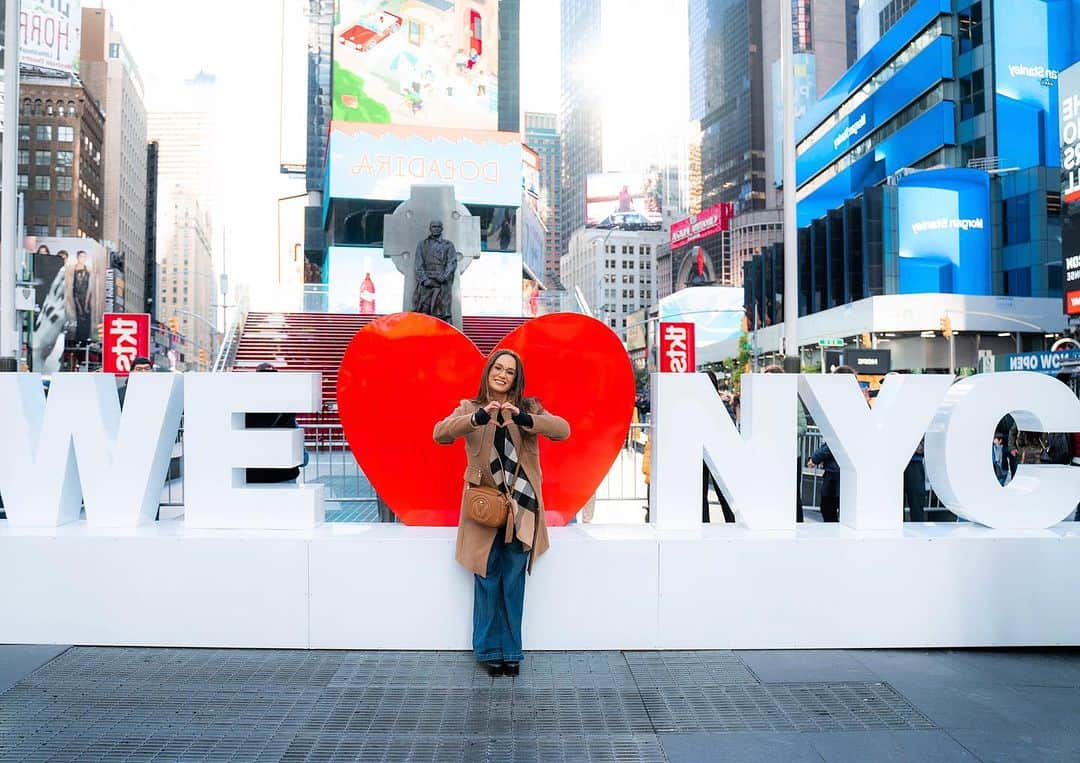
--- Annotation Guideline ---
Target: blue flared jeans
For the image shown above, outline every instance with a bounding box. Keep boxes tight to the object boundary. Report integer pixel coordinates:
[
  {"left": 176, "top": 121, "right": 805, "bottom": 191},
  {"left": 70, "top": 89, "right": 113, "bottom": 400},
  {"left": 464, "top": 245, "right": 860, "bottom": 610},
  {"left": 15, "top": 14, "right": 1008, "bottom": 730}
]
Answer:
[{"left": 473, "top": 532, "right": 528, "bottom": 663}]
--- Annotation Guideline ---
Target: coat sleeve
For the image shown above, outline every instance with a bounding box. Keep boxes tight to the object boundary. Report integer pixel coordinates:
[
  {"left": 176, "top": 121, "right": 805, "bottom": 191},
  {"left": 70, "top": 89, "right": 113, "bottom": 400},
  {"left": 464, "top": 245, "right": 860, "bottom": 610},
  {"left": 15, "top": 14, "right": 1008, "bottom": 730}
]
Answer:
[
  {"left": 433, "top": 400, "right": 477, "bottom": 444},
  {"left": 522, "top": 404, "right": 570, "bottom": 442}
]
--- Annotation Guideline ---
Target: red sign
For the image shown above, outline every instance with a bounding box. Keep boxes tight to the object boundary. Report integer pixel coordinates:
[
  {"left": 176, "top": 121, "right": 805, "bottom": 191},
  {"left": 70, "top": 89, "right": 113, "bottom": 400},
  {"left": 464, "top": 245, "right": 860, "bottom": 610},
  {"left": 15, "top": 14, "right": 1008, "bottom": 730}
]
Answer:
[
  {"left": 102, "top": 313, "right": 150, "bottom": 376},
  {"left": 659, "top": 322, "right": 695, "bottom": 373},
  {"left": 1067, "top": 289, "right": 1080, "bottom": 316},
  {"left": 670, "top": 202, "right": 734, "bottom": 249}
]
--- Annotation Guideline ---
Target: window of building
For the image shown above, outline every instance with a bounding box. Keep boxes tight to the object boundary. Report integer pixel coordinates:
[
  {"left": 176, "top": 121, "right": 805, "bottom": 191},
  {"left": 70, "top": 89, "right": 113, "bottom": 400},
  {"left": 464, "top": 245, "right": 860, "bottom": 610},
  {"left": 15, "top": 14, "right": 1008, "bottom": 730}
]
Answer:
[
  {"left": 17, "top": 174, "right": 28, "bottom": 190},
  {"left": 30, "top": 224, "right": 49, "bottom": 236},
  {"left": 33, "top": 175, "right": 50, "bottom": 191},
  {"left": 959, "top": 70, "right": 985, "bottom": 120},
  {"left": 958, "top": 2, "right": 984, "bottom": 53},
  {"left": 1004, "top": 266, "right": 1031, "bottom": 297},
  {"left": 45, "top": 100, "right": 54, "bottom": 116},
  {"left": 67, "top": 102, "right": 76, "bottom": 116},
  {"left": 35, "top": 125, "right": 52, "bottom": 141},
  {"left": 34, "top": 150, "right": 51, "bottom": 166},
  {"left": 57, "top": 125, "right": 73, "bottom": 142},
  {"left": 1003, "top": 195, "right": 1031, "bottom": 245},
  {"left": 55, "top": 225, "right": 72, "bottom": 236},
  {"left": 17, "top": 149, "right": 29, "bottom": 165},
  {"left": 56, "top": 176, "right": 73, "bottom": 192},
  {"left": 18, "top": 124, "right": 30, "bottom": 141},
  {"left": 961, "top": 137, "right": 987, "bottom": 167},
  {"left": 56, "top": 150, "right": 74, "bottom": 168}
]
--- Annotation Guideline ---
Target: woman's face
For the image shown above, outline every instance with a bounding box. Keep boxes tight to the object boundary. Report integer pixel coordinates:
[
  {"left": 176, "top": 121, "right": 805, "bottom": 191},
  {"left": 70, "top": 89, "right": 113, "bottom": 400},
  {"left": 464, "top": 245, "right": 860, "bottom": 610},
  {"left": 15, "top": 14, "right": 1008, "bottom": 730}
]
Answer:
[
  {"left": 487, "top": 353, "right": 517, "bottom": 398},
  {"left": 36, "top": 245, "right": 49, "bottom": 255}
]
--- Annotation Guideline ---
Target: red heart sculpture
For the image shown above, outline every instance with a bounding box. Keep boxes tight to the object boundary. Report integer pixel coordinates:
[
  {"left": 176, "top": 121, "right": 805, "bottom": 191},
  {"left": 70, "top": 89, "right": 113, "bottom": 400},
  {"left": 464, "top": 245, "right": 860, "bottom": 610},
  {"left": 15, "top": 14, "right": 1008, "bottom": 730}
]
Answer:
[{"left": 336, "top": 312, "right": 635, "bottom": 526}]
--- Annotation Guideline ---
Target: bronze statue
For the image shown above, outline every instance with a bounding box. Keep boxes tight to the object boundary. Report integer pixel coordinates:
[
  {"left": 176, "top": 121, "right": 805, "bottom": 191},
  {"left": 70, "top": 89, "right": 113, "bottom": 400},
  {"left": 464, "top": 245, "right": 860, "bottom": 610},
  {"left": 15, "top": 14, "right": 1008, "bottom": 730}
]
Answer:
[{"left": 413, "top": 220, "right": 460, "bottom": 323}]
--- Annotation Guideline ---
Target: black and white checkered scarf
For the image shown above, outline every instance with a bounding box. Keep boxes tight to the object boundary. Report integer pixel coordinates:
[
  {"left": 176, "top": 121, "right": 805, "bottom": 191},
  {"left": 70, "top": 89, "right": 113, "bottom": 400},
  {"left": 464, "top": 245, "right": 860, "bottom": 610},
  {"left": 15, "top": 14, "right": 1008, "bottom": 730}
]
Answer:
[{"left": 491, "top": 426, "right": 539, "bottom": 514}]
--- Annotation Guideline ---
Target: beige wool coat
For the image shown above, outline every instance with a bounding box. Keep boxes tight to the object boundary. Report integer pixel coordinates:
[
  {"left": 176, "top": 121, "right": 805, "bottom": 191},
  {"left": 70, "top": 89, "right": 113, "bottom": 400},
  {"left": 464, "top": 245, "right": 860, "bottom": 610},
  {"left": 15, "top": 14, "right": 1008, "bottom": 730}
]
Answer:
[{"left": 433, "top": 400, "right": 570, "bottom": 576}]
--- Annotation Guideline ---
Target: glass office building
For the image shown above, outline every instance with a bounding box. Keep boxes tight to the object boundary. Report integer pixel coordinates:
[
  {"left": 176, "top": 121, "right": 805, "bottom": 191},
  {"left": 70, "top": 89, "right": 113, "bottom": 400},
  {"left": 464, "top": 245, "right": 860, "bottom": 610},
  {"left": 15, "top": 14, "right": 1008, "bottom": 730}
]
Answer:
[{"left": 746, "top": 0, "right": 1080, "bottom": 327}]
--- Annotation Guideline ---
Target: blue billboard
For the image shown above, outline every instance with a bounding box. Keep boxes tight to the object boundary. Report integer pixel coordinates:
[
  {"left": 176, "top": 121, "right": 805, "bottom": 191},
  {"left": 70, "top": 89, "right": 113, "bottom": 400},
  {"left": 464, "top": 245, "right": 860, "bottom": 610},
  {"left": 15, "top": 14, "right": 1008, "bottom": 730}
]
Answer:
[
  {"left": 993, "top": 0, "right": 1080, "bottom": 170},
  {"left": 897, "top": 169, "right": 991, "bottom": 295}
]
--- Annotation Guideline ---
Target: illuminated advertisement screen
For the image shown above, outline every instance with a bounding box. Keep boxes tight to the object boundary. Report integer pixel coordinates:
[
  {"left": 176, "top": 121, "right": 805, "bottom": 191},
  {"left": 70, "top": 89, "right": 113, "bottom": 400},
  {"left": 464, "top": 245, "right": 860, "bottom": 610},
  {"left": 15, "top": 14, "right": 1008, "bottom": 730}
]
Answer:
[
  {"left": 585, "top": 172, "right": 662, "bottom": 228},
  {"left": 669, "top": 202, "right": 734, "bottom": 249},
  {"left": 26, "top": 236, "right": 108, "bottom": 372},
  {"left": 332, "top": 0, "right": 498, "bottom": 130},
  {"left": 897, "top": 169, "right": 991, "bottom": 295},
  {"left": 993, "top": 0, "right": 1080, "bottom": 170},
  {"left": 1061, "top": 61, "right": 1080, "bottom": 313},
  {"left": 327, "top": 246, "right": 523, "bottom": 316},
  {"left": 327, "top": 121, "right": 522, "bottom": 205},
  {"left": 772, "top": 53, "right": 817, "bottom": 187},
  {"left": 658, "top": 286, "right": 744, "bottom": 355},
  {"left": 20, "top": 0, "right": 81, "bottom": 74}
]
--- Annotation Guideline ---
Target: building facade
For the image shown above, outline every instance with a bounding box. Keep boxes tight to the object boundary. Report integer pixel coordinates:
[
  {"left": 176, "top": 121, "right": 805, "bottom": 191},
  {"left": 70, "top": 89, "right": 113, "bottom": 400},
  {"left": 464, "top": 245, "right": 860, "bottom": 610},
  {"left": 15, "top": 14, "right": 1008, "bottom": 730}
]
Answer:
[
  {"left": 524, "top": 111, "right": 561, "bottom": 284},
  {"left": 743, "top": 0, "right": 1080, "bottom": 367},
  {"left": 559, "top": 0, "right": 604, "bottom": 261},
  {"left": 148, "top": 72, "right": 218, "bottom": 369},
  {"left": 18, "top": 78, "right": 105, "bottom": 242},
  {"left": 560, "top": 226, "right": 663, "bottom": 338},
  {"left": 81, "top": 7, "right": 148, "bottom": 315},
  {"left": 688, "top": 0, "right": 766, "bottom": 212}
]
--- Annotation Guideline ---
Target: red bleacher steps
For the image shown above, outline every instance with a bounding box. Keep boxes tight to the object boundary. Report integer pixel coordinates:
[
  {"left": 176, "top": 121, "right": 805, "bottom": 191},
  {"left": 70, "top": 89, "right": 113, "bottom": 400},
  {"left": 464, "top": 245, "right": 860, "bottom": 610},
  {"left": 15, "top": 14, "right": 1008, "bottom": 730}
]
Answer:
[{"left": 231, "top": 312, "right": 530, "bottom": 433}]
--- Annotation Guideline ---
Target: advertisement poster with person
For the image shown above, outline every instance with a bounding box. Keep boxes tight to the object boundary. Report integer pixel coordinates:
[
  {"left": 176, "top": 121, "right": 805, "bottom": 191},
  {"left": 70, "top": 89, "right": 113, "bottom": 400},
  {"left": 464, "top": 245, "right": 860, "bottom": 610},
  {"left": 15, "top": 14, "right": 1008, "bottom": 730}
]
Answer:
[
  {"left": 28, "top": 237, "right": 107, "bottom": 372},
  {"left": 332, "top": 0, "right": 499, "bottom": 130},
  {"left": 585, "top": 172, "right": 663, "bottom": 228}
]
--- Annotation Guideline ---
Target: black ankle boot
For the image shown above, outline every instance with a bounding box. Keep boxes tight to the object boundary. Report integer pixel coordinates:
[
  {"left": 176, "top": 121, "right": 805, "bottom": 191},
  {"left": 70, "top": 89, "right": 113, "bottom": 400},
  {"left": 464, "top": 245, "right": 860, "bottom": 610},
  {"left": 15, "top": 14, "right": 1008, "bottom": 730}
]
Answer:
[
  {"left": 480, "top": 660, "right": 504, "bottom": 677},
  {"left": 502, "top": 661, "right": 520, "bottom": 677}
]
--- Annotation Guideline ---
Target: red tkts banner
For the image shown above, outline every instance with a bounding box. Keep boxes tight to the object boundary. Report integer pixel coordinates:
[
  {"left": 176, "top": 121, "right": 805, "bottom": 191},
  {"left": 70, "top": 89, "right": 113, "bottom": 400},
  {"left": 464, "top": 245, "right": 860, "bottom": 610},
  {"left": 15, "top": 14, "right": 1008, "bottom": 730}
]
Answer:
[
  {"left": 659, "top": 322, "right": 695, "bottom": 373},
  {"left": 102, "top": 313, "right": 150, "bottom": 375}
]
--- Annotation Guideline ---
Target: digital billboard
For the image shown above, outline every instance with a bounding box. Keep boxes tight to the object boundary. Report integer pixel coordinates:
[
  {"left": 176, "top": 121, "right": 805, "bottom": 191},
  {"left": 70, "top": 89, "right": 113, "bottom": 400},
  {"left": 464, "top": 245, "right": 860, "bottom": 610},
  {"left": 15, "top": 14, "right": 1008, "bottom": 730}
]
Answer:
[
  {"left": 585, "top": 172, "right": 662, "bottom": 228},
  {"left": 327, "top": 121, "right": 522, "bottom": 206},
  {"left": 992, "top": 0, "right": 1080, "bottom": 170},
  {"left": 1061, "top": 61, "right": 1080, "bottom": 314},
  {"left": 27, "top": 236, "right": 107, "bottom": 372},
  {"left": 772, "top": 53, "right": 817, "bottom": 187},
  {"left": 897, "top": 169, "right": 991, "bottom": 296},
  {"left": 332, "top": 0, "right": 498, "bottom": 131},
  {"left": 327, "top": 246, "right": 523, "bottom": 317},
  {"left": 20, "top": 0, "right": 81, "bottom": 74},
  {"left": 658, "top": 286, "right": 744, "bottom": 357}
]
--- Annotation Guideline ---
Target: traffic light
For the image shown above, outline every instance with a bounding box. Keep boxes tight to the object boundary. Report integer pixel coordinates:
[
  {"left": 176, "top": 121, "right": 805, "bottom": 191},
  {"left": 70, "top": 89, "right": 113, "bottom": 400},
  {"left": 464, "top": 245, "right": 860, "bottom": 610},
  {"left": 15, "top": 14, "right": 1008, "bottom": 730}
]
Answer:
[
  {"left": 168, "top": 316, "right": 179, "bottom": 334},
  {"left": 939, "top": 315, "right": 953, "bottom": 338},
  {"left": 198, "top": 349, "right": 207, "bottom": 366}
]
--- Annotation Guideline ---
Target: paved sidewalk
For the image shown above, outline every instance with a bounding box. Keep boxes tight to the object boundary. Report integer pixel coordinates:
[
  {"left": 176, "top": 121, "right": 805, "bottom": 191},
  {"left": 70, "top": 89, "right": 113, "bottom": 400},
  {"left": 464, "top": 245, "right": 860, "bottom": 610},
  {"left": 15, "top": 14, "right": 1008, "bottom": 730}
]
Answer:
[{"left": 1, "top": 645, "right": 1078, "bottom": 761}]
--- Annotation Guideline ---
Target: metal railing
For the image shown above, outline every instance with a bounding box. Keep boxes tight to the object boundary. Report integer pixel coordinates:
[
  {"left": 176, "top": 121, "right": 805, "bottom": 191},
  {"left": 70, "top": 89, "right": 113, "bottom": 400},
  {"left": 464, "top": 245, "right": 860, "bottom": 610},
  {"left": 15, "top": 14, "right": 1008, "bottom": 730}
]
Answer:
[{"left": 212, "top": 308, "right": 247, "bottom": 372}]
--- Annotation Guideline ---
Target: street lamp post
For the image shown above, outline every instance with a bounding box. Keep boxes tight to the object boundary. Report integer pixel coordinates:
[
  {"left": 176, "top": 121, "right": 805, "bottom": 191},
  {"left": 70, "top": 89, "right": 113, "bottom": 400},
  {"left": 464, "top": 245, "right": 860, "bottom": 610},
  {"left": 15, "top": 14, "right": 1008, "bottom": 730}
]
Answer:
[{"left": 780, "top": 0, "right": 800, "bottom": 373}]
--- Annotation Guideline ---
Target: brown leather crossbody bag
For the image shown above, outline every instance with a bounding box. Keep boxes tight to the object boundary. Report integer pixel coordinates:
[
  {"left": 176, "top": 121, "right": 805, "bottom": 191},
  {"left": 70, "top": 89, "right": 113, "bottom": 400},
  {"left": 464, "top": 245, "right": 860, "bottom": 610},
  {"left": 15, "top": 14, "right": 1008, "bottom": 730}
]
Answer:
[{"left": 464, "top": 448, "right": 521, "bottom": 531}]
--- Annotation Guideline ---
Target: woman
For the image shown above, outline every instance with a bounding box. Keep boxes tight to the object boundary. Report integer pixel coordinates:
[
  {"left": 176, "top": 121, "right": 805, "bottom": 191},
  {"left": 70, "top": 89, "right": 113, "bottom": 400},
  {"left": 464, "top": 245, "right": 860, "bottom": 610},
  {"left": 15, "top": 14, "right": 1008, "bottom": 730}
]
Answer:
[
  {"left": 65, "top": 250, "right": 93, "bottom": 345},
  {"left": 433, "top": 350, "right": 570, "bottom": 677}
]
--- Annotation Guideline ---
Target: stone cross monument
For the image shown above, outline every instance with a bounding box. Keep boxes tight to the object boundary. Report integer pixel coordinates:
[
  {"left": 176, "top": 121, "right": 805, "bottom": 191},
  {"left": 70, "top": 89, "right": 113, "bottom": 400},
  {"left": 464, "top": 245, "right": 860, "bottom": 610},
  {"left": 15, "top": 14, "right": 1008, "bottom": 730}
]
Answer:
[{"left": 383, "top": 185, "right": 481, "bottom": 330}]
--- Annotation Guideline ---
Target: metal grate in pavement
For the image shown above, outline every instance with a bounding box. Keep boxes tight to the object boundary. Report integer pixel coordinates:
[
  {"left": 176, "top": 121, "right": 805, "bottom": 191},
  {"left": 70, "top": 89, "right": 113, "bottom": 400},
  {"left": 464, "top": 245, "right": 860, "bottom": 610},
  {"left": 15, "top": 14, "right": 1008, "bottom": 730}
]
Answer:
[
  {"left": 624, "top": 650, "right": 759, "bottom": 687},
  {"left": 639, "top": 681, "right": 936, "bottom": 733},
  {"left": 278, "top": 733, "right": 668, "bottom": 762}
]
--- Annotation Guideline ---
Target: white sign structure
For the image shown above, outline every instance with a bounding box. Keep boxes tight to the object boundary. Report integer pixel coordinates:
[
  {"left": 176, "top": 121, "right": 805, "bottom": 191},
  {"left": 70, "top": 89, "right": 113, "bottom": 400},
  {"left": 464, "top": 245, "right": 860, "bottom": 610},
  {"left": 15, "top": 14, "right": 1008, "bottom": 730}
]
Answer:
[{"left": 1, "top": 370, "right": 1079, "bottom": 650}]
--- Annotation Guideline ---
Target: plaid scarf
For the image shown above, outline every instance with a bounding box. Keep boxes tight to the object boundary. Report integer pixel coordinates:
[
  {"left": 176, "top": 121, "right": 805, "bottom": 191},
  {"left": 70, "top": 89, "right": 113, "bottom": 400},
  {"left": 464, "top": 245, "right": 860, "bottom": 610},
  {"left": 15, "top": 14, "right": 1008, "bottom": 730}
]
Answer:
[{"left": 491, "top": 426, "right": 539, "bottom": 514}]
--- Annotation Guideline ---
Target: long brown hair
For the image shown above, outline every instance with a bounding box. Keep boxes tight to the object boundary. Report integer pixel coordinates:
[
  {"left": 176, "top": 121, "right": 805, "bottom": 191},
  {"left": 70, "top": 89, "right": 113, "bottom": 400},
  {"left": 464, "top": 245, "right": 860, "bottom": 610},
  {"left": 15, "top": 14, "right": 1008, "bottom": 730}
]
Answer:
[{"left": 471, "top": 349, "right": 536, "bottom": 411}]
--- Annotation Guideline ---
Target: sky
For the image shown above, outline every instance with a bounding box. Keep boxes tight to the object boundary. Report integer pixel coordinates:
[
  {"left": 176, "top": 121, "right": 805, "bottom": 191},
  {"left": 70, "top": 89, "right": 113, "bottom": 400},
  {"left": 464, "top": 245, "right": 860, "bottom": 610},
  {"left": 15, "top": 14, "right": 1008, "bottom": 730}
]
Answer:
[{"left": 89, "top": 0, "right": 685, "bottom": 314}]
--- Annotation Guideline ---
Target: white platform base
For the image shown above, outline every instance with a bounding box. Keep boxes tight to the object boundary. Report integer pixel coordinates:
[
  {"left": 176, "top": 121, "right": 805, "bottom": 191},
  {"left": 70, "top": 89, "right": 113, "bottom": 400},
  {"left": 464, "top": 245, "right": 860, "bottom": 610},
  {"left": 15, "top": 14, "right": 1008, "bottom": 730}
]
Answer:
[{"left": 2, "top": 521, "right": 1079, "bottom": 649}]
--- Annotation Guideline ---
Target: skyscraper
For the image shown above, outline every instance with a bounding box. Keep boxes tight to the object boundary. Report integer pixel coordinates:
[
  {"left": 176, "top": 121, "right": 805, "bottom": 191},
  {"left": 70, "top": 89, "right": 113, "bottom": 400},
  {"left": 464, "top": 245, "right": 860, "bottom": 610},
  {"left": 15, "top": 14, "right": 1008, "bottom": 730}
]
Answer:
[
  {"left": 559, "top": 0, "right": 604, "bottom": 262},
  {"left": 524, "top": 112, "right": 561, "bottom": 283},
  {"left": 80, "top": 7, "right": 148, "bottom": 314},
  {"left": 148, "top": 73, "right": 217, "bottom": 369},
  {"left": 688, "top": 0, "right": 766, "bottom": 212}
]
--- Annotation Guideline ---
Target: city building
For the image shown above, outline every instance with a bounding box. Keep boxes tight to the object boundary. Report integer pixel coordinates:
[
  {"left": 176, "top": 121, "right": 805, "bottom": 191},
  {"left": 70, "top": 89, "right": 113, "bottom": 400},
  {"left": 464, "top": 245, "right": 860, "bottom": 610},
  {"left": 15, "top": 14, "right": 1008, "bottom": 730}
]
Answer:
[
  {"left": 656, "top": 202, "right": 738, "bottom": 300},
  {"left": 18, "top": 78, "right": 105, "bottom": 242},
  {"left": 144, "top": 141, "right": 158, "bottom": 318},
  {"left": 80, "top": 7, "right": 148, "bottom": 315},
  {"left": 688, "top": 0, "right": 766, "bottom": 213},
  {"left": 857, "top": 0, "right": 920, "bottom": 58},
  {"left": 303, "top": 0, "right": 334, "bottom": 273},
  {"left": 559, "top": 0, "right": 604, "bottom": 261},
  {"left": 524, "top": 111, "right": 562, "bottom": 284},
  {"left": 743, "top": 0, "right": 1080, "bottom": 369},
  {"left": 148, "top": 72, "right": 219, "bottom": 369},
  {"left": 560, "top": 226, "right": 663, "bottom": 339}
]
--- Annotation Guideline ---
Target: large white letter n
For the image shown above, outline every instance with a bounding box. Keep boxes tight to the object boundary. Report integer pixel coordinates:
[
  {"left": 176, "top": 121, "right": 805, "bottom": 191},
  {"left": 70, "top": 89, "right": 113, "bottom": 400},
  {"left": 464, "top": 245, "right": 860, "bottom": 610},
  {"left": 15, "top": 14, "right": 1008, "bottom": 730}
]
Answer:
[{"left": 650, "top": 372, "right": 798, "bottom": 529}]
